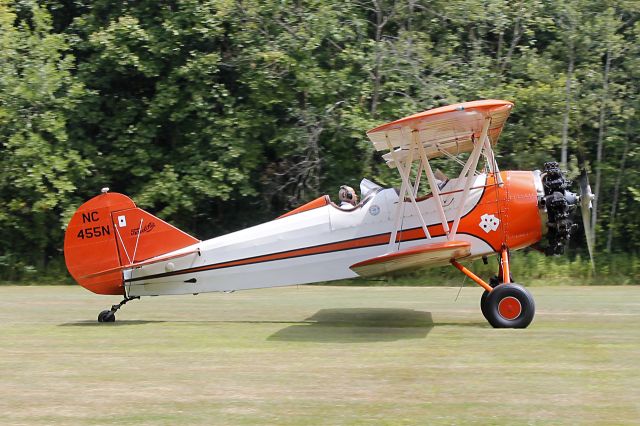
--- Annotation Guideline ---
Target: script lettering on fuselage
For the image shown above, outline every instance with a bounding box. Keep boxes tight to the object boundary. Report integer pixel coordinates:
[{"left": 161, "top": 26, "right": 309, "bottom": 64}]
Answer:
[{"left": 131, "top": 222, "right": 155, "bottom": 236}]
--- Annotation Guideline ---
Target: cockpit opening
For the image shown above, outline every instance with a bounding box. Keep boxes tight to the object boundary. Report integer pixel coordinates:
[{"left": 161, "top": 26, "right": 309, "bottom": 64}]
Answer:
[{"left": 332, "top": 179, "right": 384, "bottom": 211}]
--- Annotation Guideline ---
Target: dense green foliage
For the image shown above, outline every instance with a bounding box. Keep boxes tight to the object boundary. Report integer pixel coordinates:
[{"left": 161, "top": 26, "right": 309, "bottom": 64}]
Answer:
[{"left": 1, "top": 0, "right": 638, "bottom": 280}]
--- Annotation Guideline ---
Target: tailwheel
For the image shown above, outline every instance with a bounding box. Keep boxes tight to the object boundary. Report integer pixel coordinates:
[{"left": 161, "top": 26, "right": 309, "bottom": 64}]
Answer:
[
  {"left": 98, "top": 310, "right": 115, "bottom": 323},
  {"left": 483, "top": 284, "right": 535, "bottom": 328},
  {"left": 97, "top": 296, "right": 139, "bottom": 323}
]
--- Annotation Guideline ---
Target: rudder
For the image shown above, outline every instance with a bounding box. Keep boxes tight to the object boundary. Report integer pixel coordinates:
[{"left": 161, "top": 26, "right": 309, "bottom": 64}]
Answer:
[{"left": 64, "top": 192, "right": 199, "bottom": 295}]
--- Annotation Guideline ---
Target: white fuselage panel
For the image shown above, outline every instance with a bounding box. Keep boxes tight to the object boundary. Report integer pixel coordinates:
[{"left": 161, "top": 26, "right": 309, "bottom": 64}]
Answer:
[{"left": 125, "top": 175, "right": 492, "bottom": 297}]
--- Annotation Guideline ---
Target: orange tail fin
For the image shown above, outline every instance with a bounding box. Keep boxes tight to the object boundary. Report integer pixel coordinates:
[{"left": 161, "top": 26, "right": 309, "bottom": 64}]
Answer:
[{"left": 64, "top": 192, "right": 199, "bottom": 295}]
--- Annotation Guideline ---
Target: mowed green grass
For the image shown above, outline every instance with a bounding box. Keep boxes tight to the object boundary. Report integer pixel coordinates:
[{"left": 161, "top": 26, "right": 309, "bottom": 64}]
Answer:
[{"left": 1, "top": 285, "right": 639, "bottom": 425}]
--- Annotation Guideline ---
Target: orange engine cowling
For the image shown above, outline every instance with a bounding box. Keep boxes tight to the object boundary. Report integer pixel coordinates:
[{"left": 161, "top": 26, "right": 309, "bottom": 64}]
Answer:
[
  {"left": 501, "top": 171, "right": 545, "bottom": 251},
  {"left": 64, "top": 192, "right": 199, "bottom": 295}
]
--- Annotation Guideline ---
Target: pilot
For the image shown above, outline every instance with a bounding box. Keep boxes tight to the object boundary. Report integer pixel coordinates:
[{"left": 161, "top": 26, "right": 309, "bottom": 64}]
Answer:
[{"left": 338, "top": 185, "right": 358, "bottom": 208}]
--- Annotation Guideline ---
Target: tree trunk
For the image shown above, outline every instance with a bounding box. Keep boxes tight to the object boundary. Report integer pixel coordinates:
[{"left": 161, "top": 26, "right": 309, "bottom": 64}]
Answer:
[
  {"left": 370, "top": 0, "right": 386, "bottom": 117},
  {"left": 499, "top": 17, "right": 522, "bottom": 73},
  {"left": 591, "top": 48, "right": 611, "bottom": 247},
  {"left": 560, "top": 38, "right": 574, "bottom": 170},
  {"left": 606, "top": 128, "right": 629, "bottom": 252}
]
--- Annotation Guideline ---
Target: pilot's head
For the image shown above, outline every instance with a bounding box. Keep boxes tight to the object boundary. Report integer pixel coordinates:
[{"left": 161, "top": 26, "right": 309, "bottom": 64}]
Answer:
[{"left": 339, "top": 185, "right": 358, "bottom": 206}]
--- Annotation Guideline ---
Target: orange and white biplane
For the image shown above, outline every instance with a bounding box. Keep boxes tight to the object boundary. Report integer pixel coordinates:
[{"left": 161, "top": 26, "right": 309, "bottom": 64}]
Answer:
[{"left": 64, "top": 100, "right": 593, "bottom": 328}]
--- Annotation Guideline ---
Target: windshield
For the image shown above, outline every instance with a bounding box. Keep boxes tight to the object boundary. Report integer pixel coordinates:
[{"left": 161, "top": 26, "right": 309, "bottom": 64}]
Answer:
[{"left": 360, "top": 178, "right": 383, "bottom": 199}]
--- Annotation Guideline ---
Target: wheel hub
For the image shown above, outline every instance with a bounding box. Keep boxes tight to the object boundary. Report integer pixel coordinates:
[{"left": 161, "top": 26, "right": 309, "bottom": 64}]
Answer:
[{"left": 498, "top": 296, "right": 522, "bottom": 320}]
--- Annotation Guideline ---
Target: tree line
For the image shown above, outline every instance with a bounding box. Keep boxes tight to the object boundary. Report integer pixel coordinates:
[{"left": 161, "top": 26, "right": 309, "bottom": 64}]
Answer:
[{"left": 0, "top": 0, "right": 638, "bottom": 280}]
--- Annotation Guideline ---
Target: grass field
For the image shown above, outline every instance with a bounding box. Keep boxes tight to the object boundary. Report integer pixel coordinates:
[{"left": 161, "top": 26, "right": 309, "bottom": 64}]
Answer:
[{"left": 1, "top": 285, "right": 639, "bottom": 425}]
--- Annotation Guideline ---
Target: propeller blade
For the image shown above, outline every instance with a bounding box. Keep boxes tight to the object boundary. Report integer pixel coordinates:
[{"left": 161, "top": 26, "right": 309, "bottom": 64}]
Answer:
[{"left": 578, "top": 170, "right": 595, "bottom": 270}]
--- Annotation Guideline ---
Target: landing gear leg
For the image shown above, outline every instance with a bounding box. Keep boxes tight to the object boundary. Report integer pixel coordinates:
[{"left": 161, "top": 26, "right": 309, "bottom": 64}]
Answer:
[
  {"left": 480, "top": 246, "right": 535, "bottom": 328},
  {"left": 453, "top": 247, "right": 536, "bottom": 328},
  {"left": 98, "top": 296, "right": 140, "bottom": 323},
  {"left": 481, "top": 249, "right": 515, "bottom": 320}
]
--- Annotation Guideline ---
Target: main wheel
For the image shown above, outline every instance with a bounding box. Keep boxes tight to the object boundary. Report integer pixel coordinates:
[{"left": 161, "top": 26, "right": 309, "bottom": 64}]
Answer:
[
  {"left": 98, "top": 310, "right": 116, "bottom": 323},
  {"left": 480, "top": 275, "right": 515, "bottom": 320},
  {"left": 480, "top": 289, "right": 491, "bottom": 321},
  {"left": 483, "top": 284, "right": 535, "bottom": 328}
]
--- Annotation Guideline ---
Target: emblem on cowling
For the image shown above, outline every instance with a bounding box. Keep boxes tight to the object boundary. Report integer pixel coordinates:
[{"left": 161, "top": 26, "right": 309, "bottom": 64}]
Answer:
[{"left": 479, "top": 214, "right": 500, "bottom": 233}]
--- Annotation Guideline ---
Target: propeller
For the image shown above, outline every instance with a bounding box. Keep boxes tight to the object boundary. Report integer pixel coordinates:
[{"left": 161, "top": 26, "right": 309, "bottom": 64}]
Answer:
[{"left": 578, "top": 169, "right": 596, "bottom": 270}]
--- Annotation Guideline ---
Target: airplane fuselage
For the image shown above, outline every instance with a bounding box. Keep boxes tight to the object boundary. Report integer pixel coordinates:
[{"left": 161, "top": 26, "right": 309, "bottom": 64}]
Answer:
[{"left": 123, "top": 171, "right": 544, "bottom": 297}]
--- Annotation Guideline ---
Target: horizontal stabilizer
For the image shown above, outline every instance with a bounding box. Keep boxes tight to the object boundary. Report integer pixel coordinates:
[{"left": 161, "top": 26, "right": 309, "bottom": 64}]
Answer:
[
  {"left": 350, "top": 241, "right": 471, "bottom": 277},
  {"left": 79, "top": 248, "right": 200, "bottom": 279}
]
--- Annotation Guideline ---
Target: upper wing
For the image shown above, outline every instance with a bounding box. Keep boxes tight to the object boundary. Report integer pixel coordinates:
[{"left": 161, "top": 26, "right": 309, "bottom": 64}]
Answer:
[{"left": 366, "top": 100, "right": 514, "bottom": 167}]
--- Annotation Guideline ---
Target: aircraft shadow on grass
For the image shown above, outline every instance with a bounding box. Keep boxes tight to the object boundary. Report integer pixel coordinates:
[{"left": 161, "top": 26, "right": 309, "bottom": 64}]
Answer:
[
  {"left": 58, "top": 319, "right": 310, "bottom": 327},
  {"left": 58, "top": 309, "right": 486, "bottom": 342},
  {"left": 268, "top": 308, "right": 485, "bottom": 343}
]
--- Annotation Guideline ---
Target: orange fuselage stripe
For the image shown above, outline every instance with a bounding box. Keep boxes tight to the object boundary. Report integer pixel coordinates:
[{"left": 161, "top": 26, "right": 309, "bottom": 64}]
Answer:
[
  {"left": 125, "top": 220, "right": 467, "bottom": 283},
  {"left": 126, "top": 176, "right": 510, "bottom": 283}
]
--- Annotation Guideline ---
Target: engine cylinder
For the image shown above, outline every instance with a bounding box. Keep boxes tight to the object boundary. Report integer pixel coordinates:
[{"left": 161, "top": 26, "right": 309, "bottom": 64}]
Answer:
[{"left": 539, "top": 162, "right": 578, "bottom": 255}]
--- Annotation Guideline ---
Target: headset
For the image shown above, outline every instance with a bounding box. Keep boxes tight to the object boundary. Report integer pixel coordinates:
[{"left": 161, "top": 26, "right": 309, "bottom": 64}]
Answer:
[{"left": 340, "top": 185, "right": 354, "bottom": 200}]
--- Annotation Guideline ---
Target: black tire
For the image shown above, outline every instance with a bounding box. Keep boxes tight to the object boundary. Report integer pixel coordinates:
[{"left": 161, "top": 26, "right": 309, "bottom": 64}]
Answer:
[
  {"left": 98, "top": 310, "right": 115, "bottom": 323},
  {"left": 480, "top": 289, "right": 491, "bottom": 320},
  {"left": 484, "top": 284, "right": 535, "bottom": 328},
  {"left": 481, "top": 275, "right": 515, "bottom": 320}
]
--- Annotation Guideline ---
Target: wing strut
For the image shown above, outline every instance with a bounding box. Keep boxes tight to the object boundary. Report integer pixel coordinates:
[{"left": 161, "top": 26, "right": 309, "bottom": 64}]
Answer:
[
  {"left": 482, "top": 134, "right": 502, "bottom": 185},
  {"left": 414, "top": 130, "right": 451, "bottom": 238},
  {"left": 450, "top": 117, "right": 491, "bottom": 238},
  {"left": 386, "top": 118, "right": 494, "bottom": 246},
  {"left": 367, "top": 100, "right": 512, "bottom": 255},
  {"left": 386, "top": 133, "right": 431, "bottom": 248}
]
